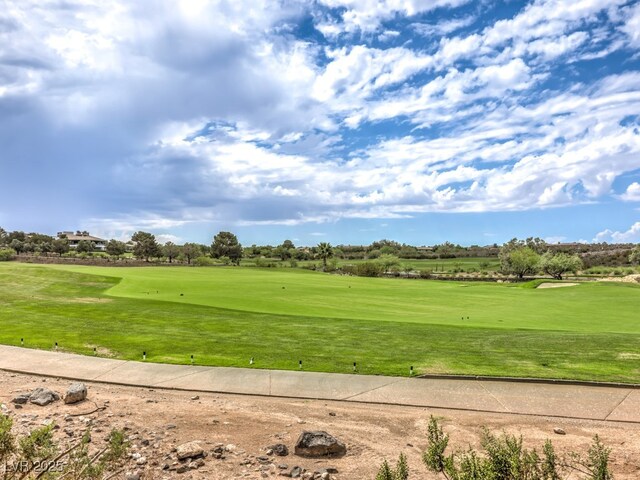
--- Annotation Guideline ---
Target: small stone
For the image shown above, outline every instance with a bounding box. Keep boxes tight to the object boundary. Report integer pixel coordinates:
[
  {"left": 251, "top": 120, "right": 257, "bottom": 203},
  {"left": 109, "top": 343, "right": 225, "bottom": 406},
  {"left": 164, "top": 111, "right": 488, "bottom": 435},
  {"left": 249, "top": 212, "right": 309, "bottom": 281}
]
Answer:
[
  {"left": 190, "top": 395, "right": 199, "bottom": 400},
  {"left": 11, "top": 394, "right": 30, "bottom": 405},
  {"left": 553, "top": 427, "right": 566, "bottom": 435},
  {"left": 268, "top": 443, "right": 289, "bottom": 456}
]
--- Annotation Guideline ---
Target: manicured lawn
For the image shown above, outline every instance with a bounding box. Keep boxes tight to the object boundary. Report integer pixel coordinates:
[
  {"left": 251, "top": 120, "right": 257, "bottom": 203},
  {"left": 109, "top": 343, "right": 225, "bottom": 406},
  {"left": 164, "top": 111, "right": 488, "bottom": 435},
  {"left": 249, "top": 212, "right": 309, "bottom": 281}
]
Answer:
[{"left": 1, "top": 262, "right": 640, "bottom": 382}]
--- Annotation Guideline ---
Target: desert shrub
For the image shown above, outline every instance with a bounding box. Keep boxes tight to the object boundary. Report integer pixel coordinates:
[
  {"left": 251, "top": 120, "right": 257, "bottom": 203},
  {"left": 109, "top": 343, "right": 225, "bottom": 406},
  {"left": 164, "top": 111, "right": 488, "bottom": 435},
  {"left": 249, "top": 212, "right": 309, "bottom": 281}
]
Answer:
[
  {"left": 380, "top": 416, "right": 613, "bottom": 480},
  {"left": 194, "top": 256, "right": 215, "bottom": 266},
  {"left": 376, "top": 453, "right": 409, "bottom": 480},
  {"left": 418, "top": 269, "right": 432, "bottom": 279},
  {"left": 0, "top": 248, "right": 16, "bottom": 261},
  {"left": 355, "top": 262, "right": 384, "bottom": 277},
  {"left": 0, "top": 415, "right": 128, "bottom": 478}
]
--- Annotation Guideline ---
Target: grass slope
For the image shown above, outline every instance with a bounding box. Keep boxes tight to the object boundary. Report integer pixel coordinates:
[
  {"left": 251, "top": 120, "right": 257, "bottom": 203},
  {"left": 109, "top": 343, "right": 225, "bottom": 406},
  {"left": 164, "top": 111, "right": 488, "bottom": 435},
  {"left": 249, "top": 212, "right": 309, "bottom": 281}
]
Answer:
[{"left": 1, "top": 263, "right": 639, "bottom": 382}]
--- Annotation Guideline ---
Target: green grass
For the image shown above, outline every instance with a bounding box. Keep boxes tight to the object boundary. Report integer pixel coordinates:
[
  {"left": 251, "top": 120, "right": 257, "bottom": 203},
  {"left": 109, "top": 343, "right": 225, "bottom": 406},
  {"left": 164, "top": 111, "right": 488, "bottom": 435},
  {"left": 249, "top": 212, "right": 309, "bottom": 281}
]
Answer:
[{"left": 1, "top": 262, "right": 640, "bottom": 382}]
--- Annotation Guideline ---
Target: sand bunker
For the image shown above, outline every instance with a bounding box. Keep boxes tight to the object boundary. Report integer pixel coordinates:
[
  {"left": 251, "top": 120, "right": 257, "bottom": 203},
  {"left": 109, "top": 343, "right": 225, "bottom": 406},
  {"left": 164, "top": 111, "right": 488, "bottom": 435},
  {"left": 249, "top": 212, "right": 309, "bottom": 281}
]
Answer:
[{"left": 536, "top": 282, "right": 578, "bottom": 289}]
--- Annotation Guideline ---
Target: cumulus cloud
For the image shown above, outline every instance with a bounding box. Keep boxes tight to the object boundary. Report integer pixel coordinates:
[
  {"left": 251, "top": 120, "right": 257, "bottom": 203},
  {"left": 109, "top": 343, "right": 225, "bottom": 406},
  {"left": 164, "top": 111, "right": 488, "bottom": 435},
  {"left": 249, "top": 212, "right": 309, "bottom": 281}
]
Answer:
[
  {"left": 594, "top": 222, "right": 640, "bottom": 243},
  {"left": 1, "top": 0, "right": 639, "bottom": 237},
  {"left": 620, "top": 182, "right": 640, "bottom": 202}
]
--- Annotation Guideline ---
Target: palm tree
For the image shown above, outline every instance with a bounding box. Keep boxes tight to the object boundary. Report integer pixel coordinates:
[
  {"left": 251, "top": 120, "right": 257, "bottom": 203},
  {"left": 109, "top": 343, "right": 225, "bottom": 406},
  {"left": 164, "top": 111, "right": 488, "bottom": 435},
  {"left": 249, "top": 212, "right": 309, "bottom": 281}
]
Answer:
[{"left": 316, "top": 242, "right": 333, "bottom": 270}]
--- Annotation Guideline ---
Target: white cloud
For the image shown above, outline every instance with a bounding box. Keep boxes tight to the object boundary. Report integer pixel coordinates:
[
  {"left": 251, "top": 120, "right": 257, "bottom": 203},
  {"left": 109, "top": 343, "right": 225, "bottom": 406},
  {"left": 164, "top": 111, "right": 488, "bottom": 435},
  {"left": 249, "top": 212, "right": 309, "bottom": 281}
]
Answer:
[
  {"left": 594, "top": 222, "right": 640, "bottom": 243},
  {"left": 620, "top": 182, "right": 640, "bottom": 202},
  {"left": 315, "top": 0, "right": 471, "bottom": 36},
  {"left": 620, "top": 1, "right": 640, "bottom": 48}
]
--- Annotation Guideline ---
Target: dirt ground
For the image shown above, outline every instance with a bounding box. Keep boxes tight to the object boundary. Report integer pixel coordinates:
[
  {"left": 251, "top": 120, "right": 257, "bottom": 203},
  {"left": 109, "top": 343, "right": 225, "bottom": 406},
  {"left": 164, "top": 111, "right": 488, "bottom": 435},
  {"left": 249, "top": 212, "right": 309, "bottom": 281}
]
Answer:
[{"left": 1, "top": 370, "right": 640, "bottom": 479}]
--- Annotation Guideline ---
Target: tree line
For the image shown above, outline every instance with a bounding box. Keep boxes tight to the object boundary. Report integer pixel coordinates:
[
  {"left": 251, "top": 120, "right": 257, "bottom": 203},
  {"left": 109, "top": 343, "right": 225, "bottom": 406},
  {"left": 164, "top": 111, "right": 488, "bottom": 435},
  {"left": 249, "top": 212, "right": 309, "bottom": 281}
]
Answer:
[{"left": 1, "top": 227, "right": 639, "bottom": 274}]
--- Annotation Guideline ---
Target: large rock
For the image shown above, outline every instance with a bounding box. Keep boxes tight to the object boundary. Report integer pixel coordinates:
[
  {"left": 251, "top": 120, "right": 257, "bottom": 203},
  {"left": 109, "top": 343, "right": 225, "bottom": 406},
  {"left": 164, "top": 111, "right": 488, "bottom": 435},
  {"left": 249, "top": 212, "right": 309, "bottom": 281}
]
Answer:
[
  {"left": 294, "top": 431, "right": 346, "bottom": 458},
  {"left": 176, "top": 441, "right": 204, "bottom": 460},
  {"left": 64, "top": 383, "right": 87, "bottom": 404},
  {"left": 29, "top": 388, "right": 60, "bottom": 406}
]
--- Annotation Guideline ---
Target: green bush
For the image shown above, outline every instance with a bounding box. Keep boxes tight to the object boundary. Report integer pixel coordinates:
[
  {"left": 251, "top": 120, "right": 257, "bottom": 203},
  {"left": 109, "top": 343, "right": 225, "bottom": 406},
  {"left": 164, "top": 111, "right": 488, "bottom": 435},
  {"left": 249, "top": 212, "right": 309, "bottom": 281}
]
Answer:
[
  {"left": 0, "top": 248, "right": 16, "bottom": 261},
  {"left": 194, "top": 256, "right": 215, "bottom": 266},
  {"left": 378, "top": 415, "right": 614, "bottom": 480},
  {"left": 255, "top": 258, "right": 277, "bottom": 268},
  {"left": 0, "top": 414, "right": 128, "bottom": 478},
  {"left": 418, "top": 269, "right": 432, "bottom": 279}
]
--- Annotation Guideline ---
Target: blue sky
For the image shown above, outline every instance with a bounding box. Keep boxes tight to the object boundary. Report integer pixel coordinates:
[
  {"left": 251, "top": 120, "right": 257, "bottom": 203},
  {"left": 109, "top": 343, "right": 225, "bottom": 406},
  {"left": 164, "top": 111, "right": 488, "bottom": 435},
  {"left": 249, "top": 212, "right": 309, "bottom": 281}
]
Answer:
[{"left": 1, "top": 0, "right": 640, "bottom": 246}]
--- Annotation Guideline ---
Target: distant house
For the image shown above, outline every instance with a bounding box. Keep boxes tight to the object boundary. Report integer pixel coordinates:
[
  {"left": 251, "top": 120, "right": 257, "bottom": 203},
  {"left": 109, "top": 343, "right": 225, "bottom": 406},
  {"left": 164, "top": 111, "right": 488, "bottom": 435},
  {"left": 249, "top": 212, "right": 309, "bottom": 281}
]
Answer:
[{"left": 57, "top": 231, "right": 107, "bottom": 251}]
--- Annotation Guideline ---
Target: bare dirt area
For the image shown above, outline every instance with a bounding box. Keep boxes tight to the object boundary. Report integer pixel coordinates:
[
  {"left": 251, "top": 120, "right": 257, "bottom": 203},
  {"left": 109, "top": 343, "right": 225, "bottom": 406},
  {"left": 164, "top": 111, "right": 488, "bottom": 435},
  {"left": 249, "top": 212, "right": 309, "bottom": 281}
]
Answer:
[{"left": 1, "top": 371, "right": 640, "bottom": 479}]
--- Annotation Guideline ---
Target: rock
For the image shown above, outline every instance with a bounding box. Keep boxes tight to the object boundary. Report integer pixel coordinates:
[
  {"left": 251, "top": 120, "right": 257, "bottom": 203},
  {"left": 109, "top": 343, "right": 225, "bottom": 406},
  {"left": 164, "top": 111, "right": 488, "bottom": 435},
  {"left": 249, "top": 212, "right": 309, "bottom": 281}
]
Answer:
[
  {"left": 268, "top": 443, "right": 289, "bottom": 456},
  {"left": 176, "top": 464, "right": 188, "bottom": 473},
  {"left": 125, "top": 474, "right": 140, "bottom": 480},
  {"left": 294, "top": 431, "right": 346, "bottom": 458},
  {"left": 11, "top": 393, "right": 30, "bottom": 405},
  {"left": 135, "top": 456, "right": 147, "bottom": 465},
  {"left": 190, "top": 395, "right": 199, "bottom": 400},
  {"left": 290, "top": 466, "right": 303, "bottom": 478},
  {"left": 64, "top": 383, "right": 87, "bottom": 404},
  {"left": 29, "top": 388, "right": 59, "bottom": 406},
  {"left": 176, "top": 441, "right": 204, "bottom": 460},
  {"left": 553, "top": 427, "right": 566, "bottom": 435}
]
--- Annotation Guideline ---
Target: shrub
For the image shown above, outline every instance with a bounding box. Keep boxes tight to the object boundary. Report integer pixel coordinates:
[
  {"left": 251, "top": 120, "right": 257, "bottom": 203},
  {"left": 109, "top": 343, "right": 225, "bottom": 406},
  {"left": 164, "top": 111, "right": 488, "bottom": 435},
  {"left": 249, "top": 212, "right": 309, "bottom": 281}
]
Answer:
[
  {"left": 418, "top": 269, "right": 432, "bottom": 279},
  {"left": 0, "top": 415, "right": 128, "bottom": 478},
  {"left": 194, "top": 256, "right": 215, "bottom": 266},
  {"left": 355, "top": 262, "right": 384, "bottom": 277},
  {"left": 0, "top": 248, "right": 16, "bottom": 261},
  {"left": 379, "top": 415, "right": 614, "bottom": 480},
  {"left": 255, "top": 258, "right": 277, "bottom": 268},
  {"left": 289, "top": 259, "right": 298, "bottom": 268}
]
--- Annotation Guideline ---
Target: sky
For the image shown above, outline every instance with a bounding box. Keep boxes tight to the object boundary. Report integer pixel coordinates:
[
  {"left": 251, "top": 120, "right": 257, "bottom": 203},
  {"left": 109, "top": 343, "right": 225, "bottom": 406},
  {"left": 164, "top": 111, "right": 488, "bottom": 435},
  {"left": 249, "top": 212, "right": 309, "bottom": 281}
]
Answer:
[{"left": 1, "top": 0, "right": 640, "bottom": 247}]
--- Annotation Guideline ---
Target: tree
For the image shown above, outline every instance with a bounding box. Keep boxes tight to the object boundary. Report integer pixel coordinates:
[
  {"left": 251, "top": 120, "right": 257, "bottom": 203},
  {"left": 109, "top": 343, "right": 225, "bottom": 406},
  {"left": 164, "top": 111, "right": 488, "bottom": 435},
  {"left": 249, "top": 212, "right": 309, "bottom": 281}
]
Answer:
[
  {"left": 630, "top": 245, "right": 640, "bottom": 265},
  {"left": 499, "top": 240, "right": 541, "bottom": 278},
  {"left": 131, "top": 231, "right": 161, "bottom": 262},
  {"left": 182, "top": 243, "right": 201, "bottom": 265},
  {"left": 377, "top": 254, "right": 400, "bottom": 272},
  {"left": 211, "top": 231, "right": 243, "bottom": 265},
  {"left": 75, "top": 240, "right": 94, "bottom": 254},
  {"left": 163, "top": 241, "right": 181, "bottom": 263},
  {"left": 9, "top": 238, "right": 24, "bottom": 253},
  {"left": 52, "top": 238, "right": 70, "bottom": 256},
  {"left": 540, "top": 251, "right": 583, "bottom": 280},
  {"left": 105, "top": 239, "right": 127, "bottom": 258},
  {"left": 40, "top": 242, "right": 52, "bottom": 256},
  {"left": 316, "top": 242, "right": 333, "bottom": 270},
  {"left": 0, "top": 227, "right": 7, "bottom": 246}
]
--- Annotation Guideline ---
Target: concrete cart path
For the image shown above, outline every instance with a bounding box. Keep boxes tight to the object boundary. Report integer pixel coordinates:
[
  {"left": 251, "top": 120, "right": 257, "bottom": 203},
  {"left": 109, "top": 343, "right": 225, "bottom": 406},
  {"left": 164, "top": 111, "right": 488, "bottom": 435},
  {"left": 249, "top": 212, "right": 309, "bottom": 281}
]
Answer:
[{"left": 0, "top": 345, "right": 638, "bottom": 423}]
